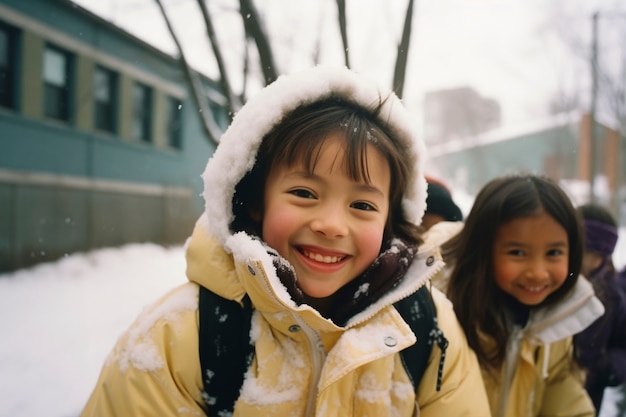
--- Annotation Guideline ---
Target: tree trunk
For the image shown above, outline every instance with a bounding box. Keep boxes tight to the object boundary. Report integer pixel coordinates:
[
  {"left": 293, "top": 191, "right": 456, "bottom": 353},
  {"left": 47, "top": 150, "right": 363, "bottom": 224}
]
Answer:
[
  {"left": 154, "top": 0, "right": 222, "bottom": 145},
  {"left": 336, "top": 0, "right": 350, "bottom": 68},
  {"left": 196, "top": 0, "right": 240, "bottom": 115},
  {"left": 392, "top": 0, "right": 415, "bottom": 99},
  {"left": 239, "top": 0, "right": 278, "bottom": 85}
]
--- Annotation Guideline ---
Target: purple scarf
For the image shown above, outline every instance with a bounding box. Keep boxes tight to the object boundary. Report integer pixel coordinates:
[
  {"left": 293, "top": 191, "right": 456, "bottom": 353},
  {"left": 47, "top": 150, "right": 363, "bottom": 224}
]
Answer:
[{"left": 584, "top": 219, "right": 618, "bottom": 257}]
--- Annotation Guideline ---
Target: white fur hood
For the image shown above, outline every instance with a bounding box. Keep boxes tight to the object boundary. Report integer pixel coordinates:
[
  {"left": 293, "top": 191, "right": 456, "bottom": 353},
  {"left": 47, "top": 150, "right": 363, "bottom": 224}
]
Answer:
[{"left": 201, "top": 65, "right": 427, "bottom": 248}]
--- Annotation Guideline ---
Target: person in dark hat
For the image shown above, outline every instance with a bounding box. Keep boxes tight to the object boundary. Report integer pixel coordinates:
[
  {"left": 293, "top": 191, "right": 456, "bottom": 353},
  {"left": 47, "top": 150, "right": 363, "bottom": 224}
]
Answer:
[
  {"left": 422, "top": 177, "right": 463, "bottom": 230},
  {"left": 574, "top": 203, "right": 626, "bottom": 415},
  {"left": 421, "top": 177, "right": 464, "bottom": 292}
]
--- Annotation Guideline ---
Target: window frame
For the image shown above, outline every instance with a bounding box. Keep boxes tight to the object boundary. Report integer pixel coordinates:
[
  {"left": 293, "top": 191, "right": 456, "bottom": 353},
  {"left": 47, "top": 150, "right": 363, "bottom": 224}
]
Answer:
[
  {"left": 167, "top": 96, "right": 182, "bottom": 149},
  {"left": 43, "top": 44, "right": 73, "bottom": 122},
  {"left": 132, "top": 82, "right": 152, "bottom": 142},
  {"left": 93, "top": 65, "right": 117, "bottom": 133},
  {"left": 0, "top": 21, "right": 18, "bottom": 110}
]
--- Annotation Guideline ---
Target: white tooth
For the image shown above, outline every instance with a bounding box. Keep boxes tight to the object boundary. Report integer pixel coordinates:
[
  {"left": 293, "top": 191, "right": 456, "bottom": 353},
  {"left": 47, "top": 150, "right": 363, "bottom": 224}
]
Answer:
[{"left": 304, "top": 250, "right": 342, "bottom": 263}]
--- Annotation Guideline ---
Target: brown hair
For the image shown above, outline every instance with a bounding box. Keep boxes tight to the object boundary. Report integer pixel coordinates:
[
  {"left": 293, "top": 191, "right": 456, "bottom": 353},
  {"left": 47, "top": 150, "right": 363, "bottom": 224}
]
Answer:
[{"left": 230, "top": 97, "right": 423, "bottom": 247}]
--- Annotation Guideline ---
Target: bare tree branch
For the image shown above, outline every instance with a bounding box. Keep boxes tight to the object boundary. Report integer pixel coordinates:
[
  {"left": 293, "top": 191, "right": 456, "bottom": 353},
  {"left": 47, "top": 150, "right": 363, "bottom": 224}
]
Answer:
[
  {"left": 155, "top": 0, "right": 421, "bottom": 144},
  {"left": 392, "top": 0, "right": 415, "bottom": 99},
  {"left": 551, "top": 8, "right": 626, "bottom": 135},
  {"left": 597, "top": 43, "right": 626, "bottom": 135},
  {"left": 154, "top": 0, "right": 222, "bottom": 145},
  {"left": 196, "top": 0, "right": 240, "bottom": 115},
  {"left": 336, "top": 0, "right": 350, "bottom": 68},
  {"left": 239, "top": 0, "right": 278, "bottom": 85},
  {"left": 240, "top": 40, "right": 250, "bottom": 104},
  {"left": 311, "top": 33, "right": 322, "bottom": 65}
]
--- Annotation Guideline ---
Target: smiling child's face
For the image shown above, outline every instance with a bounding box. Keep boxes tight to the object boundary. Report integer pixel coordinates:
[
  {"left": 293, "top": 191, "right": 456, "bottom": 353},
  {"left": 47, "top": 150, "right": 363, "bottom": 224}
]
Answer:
[
  {"left": 261, "top": 132, "right": 391, "bottom": 298},
  {"left": 492, "top": 210, "right": 570, "bottom": 306}
]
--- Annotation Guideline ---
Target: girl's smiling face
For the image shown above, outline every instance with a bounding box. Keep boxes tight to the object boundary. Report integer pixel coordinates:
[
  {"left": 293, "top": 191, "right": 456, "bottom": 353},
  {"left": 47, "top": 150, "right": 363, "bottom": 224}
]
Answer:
[
  {"left": 492, "top": 210, "right": 570, "bottom": 306},
  {"left": 261, "top": 132, "right": 391, "bottom": 298}
]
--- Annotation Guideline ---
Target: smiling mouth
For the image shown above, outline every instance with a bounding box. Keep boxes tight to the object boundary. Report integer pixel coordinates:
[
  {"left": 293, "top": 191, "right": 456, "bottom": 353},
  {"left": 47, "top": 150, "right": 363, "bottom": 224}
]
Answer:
[
  {"left": 301, "top": 249, "right": 346, "bottom": 264},
  {"left": 521, "top": 285, "right": 548, "bottom": 293}
]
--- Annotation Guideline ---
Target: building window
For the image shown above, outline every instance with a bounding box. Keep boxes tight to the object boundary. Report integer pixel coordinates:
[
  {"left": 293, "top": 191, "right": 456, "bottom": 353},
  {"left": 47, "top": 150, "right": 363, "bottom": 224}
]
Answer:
[
  {"left": 0, "top": 22, "right": 17, "bottom": 110},
  {"left": 132, "top": 82, "right": 151, "bottom": 142},
  {"left": 94, "top": 66, "right": 117, "bottom": 133},
  {"left": 167, "top": 97, "right": 182, "bottom": 149},
  {"left": 43, "top": 45, "right": 72, "bottom": 121},
  {"left": 207, "top": 90, "right": 229, "bottom": 131}
]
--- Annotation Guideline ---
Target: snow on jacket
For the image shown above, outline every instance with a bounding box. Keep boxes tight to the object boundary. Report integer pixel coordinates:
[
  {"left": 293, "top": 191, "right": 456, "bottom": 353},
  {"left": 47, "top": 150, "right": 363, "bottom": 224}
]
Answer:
[
  {"left": 420, "top": 221, "right": 463, "bottom": 292},
  {"left": 575, "top": 264, "right": 626, "bottom": 410},
  {"left": 482, "top": 276, "right": 604, "bottom": 417},
  {"left": 80, "top": 66, "right": 490, "bottom": 417}
]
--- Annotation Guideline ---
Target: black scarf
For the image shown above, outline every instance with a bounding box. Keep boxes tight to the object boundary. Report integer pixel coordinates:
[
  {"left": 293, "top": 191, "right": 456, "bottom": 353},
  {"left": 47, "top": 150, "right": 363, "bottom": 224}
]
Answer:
[{"left": 270, "top": 238, "right": 418, "bottom": 326}]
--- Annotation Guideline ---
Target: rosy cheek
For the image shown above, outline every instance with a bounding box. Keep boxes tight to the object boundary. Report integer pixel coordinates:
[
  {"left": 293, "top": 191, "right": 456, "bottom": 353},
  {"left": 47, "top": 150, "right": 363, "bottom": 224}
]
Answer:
[
  {"left": 261, "top": 208, "right": 296, "bottom": 253},
  {"left": 357, "top": 225, "right": 385, "bottom": 264},
  {"left": 555, "top": 264, "right": 570, "bottom": 285},
  {"left": 493, "top": 263, "right": 514, "bottom": 289}
]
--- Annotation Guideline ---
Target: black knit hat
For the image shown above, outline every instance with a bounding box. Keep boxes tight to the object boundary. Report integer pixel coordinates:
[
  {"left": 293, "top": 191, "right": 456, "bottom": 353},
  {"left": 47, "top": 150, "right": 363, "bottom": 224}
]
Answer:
[{"left": 426, "top": 181, "right": 463, "bottom": 222}]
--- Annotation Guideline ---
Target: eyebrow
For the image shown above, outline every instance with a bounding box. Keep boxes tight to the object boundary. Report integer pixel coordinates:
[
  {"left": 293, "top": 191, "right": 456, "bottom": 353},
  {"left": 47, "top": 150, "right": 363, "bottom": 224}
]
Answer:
[
  {"left": 499, "top": 241, "right": 568, "bottom": 248},
  {"left": 353, "top": 183, "right": 386, "bottom": 197},
  {"left": 288, "top": 171, "right": 386, "bottom": 197}
]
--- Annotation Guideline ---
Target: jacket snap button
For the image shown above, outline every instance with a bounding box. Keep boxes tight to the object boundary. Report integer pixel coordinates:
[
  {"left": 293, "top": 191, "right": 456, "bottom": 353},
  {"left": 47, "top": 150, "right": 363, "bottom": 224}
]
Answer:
[
  {"left": 288, "top": 325, "right": 301, "bottom": 333},
  {"left": 426, "top": 255, "right": 435, "bottom": 266},
  {"left": 384, "top": 336, "right": 397, "bottom": 347},
  {"left": 247, "top": 264, "right": 256, "bottom": 275}
]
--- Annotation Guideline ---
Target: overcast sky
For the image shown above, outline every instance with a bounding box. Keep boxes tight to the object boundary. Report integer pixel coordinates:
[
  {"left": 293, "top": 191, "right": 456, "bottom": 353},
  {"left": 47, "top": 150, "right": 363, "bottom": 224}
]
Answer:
[{"left": 72, "top": 0, "right": 622, "bottom": 127}]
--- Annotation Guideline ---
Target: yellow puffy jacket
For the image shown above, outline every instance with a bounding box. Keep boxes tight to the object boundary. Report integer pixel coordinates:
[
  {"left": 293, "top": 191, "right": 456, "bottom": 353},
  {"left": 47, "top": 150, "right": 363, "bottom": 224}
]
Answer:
[
  {"left": 482, "top": 276, "right": 604, "bottom": 417},
  {"left": 81, "top": 220, "right": 491, "bottom": 417},
  {"left": 420, "top": 221, "right": 464, "bottom": 292}
]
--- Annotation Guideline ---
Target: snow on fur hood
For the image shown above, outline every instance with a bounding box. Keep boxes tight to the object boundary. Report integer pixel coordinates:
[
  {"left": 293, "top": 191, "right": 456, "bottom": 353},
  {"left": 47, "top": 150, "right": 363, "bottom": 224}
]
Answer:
[{"left": 202, "top": 65, "right": 427, "bottom": 247}]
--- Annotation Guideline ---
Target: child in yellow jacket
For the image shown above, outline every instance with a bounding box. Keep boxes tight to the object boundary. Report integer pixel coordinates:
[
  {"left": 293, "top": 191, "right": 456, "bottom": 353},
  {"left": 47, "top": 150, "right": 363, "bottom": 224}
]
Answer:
[
  {"left": 81, "top": 66, "right": 490, "bottom": 417},
  {"left": 445, "top": 174, "right": 604, "bottom": 417}
]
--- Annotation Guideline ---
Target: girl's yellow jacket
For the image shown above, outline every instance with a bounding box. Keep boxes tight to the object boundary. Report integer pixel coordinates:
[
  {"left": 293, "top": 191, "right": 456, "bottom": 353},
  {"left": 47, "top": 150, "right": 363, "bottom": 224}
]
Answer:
[
  {"left": 81, "top": 220, "right": 491, "bottom": 417},
  {"left": 482, "top": 275, "right": 604, "bottom": 417},
  {"left": 484, "top": 337, "right": 592, "bottom": 417}
]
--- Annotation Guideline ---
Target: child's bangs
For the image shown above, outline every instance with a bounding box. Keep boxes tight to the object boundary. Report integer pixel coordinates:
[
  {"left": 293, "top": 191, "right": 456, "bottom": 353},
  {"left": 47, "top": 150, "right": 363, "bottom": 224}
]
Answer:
[{"left": 279, "top": 117, "right": 390, "bottom": 185}]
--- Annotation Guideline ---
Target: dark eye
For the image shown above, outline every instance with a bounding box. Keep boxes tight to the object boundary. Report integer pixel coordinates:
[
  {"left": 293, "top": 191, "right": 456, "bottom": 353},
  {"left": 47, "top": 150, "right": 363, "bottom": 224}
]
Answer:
[
  {"left": 351, "top": 201, "right": 376, "bottom": 211},
  {"left": 289, "top": 189, "right": 315, "bottom": 199},
  {"left": 547, "top": 248, "right": 565, "bottom": 257},
  {"left": 507, "top": 249, "right": 524, "bottom": 257}
]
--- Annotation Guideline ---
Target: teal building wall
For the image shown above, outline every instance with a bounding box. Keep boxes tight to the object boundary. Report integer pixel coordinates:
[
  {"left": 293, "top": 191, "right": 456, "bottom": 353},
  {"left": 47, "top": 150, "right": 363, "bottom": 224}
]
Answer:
[
  {"left": 425, "top": 121, "right": 580, "bottom": 196},
  {"left": 0, "top": 0, "right": 225, "bottom": 271}
]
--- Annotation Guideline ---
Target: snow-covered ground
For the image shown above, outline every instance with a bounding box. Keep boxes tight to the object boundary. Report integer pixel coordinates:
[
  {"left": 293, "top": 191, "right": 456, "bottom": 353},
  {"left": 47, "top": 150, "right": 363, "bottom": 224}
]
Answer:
[
  {"left": 1, "top": 231, "right": 625, "bottom": 417},
  {"left": 0, "top": 244, "right": 188, "bottom": 417}
]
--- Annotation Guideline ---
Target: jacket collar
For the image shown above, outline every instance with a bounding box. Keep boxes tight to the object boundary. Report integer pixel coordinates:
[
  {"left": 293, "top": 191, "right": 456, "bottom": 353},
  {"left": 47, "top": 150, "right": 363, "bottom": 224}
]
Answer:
[
  {"left": 186, "top": 216, "right": 444, "bottom": 328},
  {"left": 525, "top": 276, "right": 605, "bottom": 344}
]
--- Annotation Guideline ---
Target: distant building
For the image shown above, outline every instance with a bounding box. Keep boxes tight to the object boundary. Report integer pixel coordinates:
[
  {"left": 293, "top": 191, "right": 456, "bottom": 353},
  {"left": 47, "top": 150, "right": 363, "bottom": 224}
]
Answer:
[
  {"left": 425, "top": 112, "right": 625, "bottom": 225},
  {"left": 0, "top": 0, "right": 228, "bottom": 272},
  {"left": 423, "top": 86, "right": 501, "bottom": 145}
]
